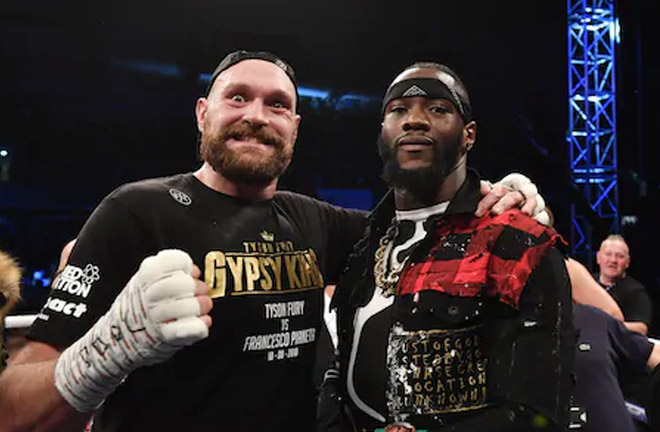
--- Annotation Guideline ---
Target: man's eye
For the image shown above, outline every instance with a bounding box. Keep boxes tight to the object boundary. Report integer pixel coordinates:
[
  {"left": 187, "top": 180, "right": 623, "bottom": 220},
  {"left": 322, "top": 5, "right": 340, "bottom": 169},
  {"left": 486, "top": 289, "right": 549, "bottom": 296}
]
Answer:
[
  {"left": 430, "top": 105, "right": 450, "bottom": 114},
  {"left": 272, "top": 101, "right": 287, "bottom": 109},
  {"left": 231, "top": 94, "right": 246, "bottom": 103},
  {"left": 389, "top": 106, "right": 406, "bottom": 114}
]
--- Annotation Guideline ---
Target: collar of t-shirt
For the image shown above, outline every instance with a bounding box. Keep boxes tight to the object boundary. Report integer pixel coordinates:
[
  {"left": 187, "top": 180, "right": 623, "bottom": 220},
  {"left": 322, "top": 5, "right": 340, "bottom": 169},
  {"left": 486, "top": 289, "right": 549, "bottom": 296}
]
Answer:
[
  {"left": 597, "top": 274, "right": 628, "bottom": 292},
  {"left": 388, "top": 201, "right": 449, "bottom": 273}
]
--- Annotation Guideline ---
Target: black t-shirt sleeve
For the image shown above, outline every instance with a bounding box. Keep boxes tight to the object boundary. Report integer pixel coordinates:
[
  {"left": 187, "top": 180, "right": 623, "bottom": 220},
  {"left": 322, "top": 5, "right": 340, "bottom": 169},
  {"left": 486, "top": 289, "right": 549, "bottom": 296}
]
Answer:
[
  {"left": 318, "top": 204, "right": 367, "bottom": 285},
  {"left": 608, "top": 313, "right": 653, "bottom": 370},
  {"left": 621, "top": 286, "right": 653, "bottom": 327},
  {"left": 26, "top": 192, "right": 153, "bottom": 349},
  {"left": 275, "top": 192, "right": 367, "bottom": 284}
]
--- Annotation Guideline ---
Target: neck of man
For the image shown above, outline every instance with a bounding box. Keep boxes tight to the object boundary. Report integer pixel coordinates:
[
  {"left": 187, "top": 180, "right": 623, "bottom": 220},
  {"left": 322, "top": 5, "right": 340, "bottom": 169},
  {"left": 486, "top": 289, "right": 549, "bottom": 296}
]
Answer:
[
  {"left": 194, "top": 162, "right": 278, "bottom": 200},
  {"left": 599, "top": 272, "right": 625, "bottom": 287},
  {"left": 394, "top": 165, "right": 466, "bottom": 211}
]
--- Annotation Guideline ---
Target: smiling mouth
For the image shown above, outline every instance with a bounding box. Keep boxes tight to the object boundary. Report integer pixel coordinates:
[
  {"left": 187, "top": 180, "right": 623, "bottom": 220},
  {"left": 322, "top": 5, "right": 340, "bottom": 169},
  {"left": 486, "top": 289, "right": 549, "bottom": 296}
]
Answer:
[{"left": 228, "top": 135, "right": 273, "bottom": 146}]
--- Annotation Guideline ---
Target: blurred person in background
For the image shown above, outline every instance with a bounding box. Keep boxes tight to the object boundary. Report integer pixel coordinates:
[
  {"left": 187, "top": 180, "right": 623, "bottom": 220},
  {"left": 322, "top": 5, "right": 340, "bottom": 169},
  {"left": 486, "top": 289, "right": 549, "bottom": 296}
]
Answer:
[
  {"left": 596, "top": 234, "right": 652, "bottom": 335},
  {"left": 0, "top": 250, "right": 21, "bottom": 374},
  {"left": 572, "top": 303, "right": 660, "bottom": 432}
]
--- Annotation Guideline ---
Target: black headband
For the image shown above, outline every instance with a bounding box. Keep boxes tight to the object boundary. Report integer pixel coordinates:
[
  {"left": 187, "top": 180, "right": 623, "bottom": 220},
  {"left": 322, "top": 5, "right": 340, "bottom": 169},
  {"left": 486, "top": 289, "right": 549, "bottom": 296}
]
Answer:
[
  {"left": 381, "top": 77, "right": 472, "bottom": 123},
  {"left": 205, "top": 50, "right": 299, "bottom": 104}
]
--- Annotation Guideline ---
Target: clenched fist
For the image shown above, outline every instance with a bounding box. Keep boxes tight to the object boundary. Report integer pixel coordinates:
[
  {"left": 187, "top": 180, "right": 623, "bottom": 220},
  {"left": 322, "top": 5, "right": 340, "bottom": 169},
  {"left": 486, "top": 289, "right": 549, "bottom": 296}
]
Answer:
[{"left": 55, "top": 250, "right": 212, "bottom": 412}]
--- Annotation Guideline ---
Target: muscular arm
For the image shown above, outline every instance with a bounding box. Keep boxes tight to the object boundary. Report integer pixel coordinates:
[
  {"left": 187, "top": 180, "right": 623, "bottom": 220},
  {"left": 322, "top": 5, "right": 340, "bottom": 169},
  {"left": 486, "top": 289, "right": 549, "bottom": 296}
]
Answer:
[
  {"left": 0, "top": 252, "right": 212, "bottom": 432},
  {"left": 566, "top": 258, "right": 624, "bottom": 321},
  {"left": 0, "top": 342, "right": 90, "bottom": 432}
]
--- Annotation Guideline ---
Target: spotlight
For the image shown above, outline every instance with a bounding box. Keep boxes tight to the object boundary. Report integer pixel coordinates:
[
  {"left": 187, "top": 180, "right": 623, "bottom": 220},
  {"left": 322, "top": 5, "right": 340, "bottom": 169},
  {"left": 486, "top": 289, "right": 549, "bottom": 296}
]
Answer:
[{"left": 0, "top": 147, "right": 12, "bottom": 182}]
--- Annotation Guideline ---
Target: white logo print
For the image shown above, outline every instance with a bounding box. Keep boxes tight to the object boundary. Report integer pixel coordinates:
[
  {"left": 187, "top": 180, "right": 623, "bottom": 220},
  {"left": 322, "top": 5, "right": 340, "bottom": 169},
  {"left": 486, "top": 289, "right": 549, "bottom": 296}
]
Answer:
[
  {"left": 169, "top": 188, "right": 192, "bottom": 206},
  {"left": 401, "top": 85, "right": 428, "bottom": 98},
  {"left": 53, "top": 264, "right": 101, "bottom": 298},
  {"left": 81, "top": 264, "right": 100, "bottom": 285},
  {"left": 43, "top": 298, "right": 88, "bottom": 318}
]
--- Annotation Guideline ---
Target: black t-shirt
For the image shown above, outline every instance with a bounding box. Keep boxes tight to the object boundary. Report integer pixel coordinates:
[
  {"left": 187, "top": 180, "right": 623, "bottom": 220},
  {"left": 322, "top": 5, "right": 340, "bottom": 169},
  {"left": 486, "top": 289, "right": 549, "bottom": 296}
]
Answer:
[
  {"left": 598, "top": 274, "right": 652, "bottom": 327},
  {"left": 27, "top": 173, "right": 365, "bottom": 432},
  {"left": 573, "top": 304, "right": 653, "bottom": 432}
]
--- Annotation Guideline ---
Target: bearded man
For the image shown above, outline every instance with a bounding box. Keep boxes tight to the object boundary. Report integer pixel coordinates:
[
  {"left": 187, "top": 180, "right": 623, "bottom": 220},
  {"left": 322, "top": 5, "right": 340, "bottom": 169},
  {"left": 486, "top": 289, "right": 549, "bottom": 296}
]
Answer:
[
  {"left": 321, "top": 62, "right": 574, "bottom": 432},
  {"left": 0, "top": 51, "right": 545, "bottom": 432},
  {"left": 0, "top": 50, "right": 368, "bottom": 432}
]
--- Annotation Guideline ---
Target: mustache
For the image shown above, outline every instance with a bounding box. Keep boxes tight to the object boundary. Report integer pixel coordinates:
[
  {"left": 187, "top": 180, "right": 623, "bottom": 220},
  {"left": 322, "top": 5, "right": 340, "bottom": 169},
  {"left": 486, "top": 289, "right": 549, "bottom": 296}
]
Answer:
[
  {"left": 221, "top": 122, "right": 284, "bottom": 148},
  {"left": 395, "top": 133, "right": 435, "bottom": 146}
]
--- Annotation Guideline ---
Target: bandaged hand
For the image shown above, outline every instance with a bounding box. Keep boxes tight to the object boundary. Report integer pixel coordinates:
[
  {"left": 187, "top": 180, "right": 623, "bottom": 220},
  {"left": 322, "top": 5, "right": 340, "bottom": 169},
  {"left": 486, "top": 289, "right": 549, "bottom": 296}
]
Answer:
[
  {"left": 475, "top": 173, "right": 550, "bottom": 225},
  {"left": 54, "top": 250, "right": 213, "bottom": 412}
]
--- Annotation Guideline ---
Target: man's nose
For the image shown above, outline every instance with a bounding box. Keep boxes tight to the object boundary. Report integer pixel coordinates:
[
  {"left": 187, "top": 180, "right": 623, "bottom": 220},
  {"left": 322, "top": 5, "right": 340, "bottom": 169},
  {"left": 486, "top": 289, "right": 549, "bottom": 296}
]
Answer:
[
  {"left": 242, "top": 99, "right": 269, "bottom": 126},
  {"left": 402, "top": 105, "right": 430, "bottom": 132}
]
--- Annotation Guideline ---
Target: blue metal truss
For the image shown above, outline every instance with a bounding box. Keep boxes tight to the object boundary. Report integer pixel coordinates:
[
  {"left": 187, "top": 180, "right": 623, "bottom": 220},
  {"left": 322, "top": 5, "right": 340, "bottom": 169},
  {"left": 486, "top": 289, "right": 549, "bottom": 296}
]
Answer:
[{"left": 568, "top": 0, "right": 619, "bottom": 262}]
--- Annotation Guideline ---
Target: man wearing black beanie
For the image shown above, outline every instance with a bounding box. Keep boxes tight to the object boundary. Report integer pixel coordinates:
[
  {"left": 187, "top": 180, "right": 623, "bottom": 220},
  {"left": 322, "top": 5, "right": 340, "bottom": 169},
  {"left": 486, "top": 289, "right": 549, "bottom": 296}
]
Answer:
[{"left": 320, "top": 62, "right": 574, "bottom": 432}]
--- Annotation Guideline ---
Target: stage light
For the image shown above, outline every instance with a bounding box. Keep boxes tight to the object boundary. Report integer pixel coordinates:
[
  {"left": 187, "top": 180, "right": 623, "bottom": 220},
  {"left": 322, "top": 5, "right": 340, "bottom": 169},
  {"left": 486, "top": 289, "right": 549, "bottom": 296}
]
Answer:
[
  {"left": 298, "top": 86, "right": 331, "bottom": 99},
  {"left": 111, "top": 59, "right": 184, "bottom": 78}
]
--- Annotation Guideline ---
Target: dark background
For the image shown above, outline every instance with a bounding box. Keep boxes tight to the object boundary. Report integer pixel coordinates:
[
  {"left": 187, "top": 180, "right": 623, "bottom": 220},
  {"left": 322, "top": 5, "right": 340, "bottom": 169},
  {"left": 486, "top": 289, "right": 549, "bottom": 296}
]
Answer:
[{"left": 1, "top": 0, "right": 658, "bottom": 329}]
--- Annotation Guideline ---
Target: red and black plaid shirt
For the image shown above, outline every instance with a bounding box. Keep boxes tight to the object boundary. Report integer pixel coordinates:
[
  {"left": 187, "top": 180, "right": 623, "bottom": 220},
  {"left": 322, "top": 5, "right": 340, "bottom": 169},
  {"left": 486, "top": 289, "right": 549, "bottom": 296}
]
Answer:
[{"left": 398, "top": 209, "right": 565, "bottom": 309}]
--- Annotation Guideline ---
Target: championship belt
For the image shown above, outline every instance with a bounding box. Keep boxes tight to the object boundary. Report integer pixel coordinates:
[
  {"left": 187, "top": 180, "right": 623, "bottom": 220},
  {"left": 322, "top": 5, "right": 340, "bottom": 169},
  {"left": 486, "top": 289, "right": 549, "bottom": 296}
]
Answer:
[{"left": 386, "top": 323, "right": 489, "bottom": 421}]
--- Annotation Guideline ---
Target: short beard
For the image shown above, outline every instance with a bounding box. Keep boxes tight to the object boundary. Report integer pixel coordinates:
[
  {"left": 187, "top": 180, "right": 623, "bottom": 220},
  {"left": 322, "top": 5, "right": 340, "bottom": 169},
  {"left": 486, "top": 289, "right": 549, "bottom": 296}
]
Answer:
[
  {"left": 200, "top": 122, "right": 292, "bottom": 186},
  {"left": 377, "top": 132, "right": 463, "bottom": 201}
]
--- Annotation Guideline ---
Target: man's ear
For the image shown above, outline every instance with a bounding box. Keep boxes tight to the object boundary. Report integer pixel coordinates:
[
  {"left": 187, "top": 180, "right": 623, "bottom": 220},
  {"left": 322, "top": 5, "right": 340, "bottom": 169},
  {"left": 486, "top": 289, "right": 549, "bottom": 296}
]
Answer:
[
  {"left": 463, "top": 120, "right": 477, "bottom": 152},
  {"left": 195, "top": 98, "right": 209, "bottom": 133},
  {"left": 292, "top": 113, "right": 302, "bottom": 143}
]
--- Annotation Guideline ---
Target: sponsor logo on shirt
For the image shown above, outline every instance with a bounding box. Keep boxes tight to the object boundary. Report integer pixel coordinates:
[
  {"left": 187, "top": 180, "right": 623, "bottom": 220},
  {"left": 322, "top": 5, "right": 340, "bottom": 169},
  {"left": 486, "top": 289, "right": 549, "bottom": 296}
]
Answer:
[
  {"left": 260, "top": 230, "right": 274, "bottom": 242},
  {"left": 169, "top": 188, "right": 192, "bottom": 206},
  {"left": 52, "top": 264, "right": 100, "bottom": 298},
  {"left": 42, "top": 297, "right": 88, "bottom": 318}
]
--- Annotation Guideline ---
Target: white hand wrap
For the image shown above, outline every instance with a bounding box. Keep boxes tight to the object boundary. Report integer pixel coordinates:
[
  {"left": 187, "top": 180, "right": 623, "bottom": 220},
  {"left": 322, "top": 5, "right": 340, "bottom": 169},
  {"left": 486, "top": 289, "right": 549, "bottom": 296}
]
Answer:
[
  {"left": 494, "top": 173, "right": 550, "bottom": 225},
  {"left": 54, "top": 250, "right": 209, "bottom": 412}
]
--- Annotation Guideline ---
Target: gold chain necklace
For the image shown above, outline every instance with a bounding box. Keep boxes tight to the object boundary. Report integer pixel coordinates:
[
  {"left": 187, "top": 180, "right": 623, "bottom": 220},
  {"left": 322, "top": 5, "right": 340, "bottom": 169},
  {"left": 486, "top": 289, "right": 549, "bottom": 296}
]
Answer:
[{"left": 373, "top": 219, "right": 407, "bottom": 297}]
